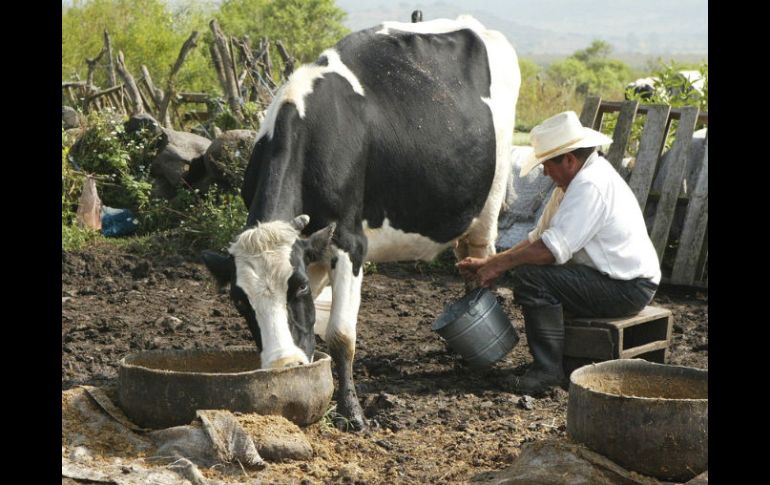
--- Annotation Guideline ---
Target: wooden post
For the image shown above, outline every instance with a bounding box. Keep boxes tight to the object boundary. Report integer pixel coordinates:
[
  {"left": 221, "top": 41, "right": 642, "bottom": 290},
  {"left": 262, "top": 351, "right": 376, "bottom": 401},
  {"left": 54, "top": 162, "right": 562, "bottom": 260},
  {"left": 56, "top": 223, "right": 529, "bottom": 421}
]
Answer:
[
  {"left": 141, "top": 65, "right": 164, "bottom": 110},
  {"left": 103, "top": 30, "right": 117, "bottom": 87},
  {"left": 627, "top": 105, "right": 671, "bottom": 208},
  {"left": 260, "top": 38, "right": 274, "bottom": 84},
  {"left": 210, "top": 19, "right": 242, "bottom": 120},
  {"left": 671, "top": 134, "right": 708, "bottom": 285},
  {"left": 209, "top": 42, "right": 229, "bottom": 100},
  {"left": 275, "top": 40, "right": 295, "bottom": 80},
  {"left": 605, "top": 100, "right": 638, "bottom": 171},
  {"left": 649, "top": 107, "right": 699, "bottom": 259},
  {"left": 579, "top": 96, "right": 602, "bottom": 129},
  {"left": 115, "top": 50, "right": 145, "bottom": 115},
  {"left": 158, "top": 30, "right": 200, "bottom": 128},
  {"left": 85, "top": 48, "right": 106, "bottom": 97},
  {"left": 229, "top": 35, "right": 241, "bottom": 93}
]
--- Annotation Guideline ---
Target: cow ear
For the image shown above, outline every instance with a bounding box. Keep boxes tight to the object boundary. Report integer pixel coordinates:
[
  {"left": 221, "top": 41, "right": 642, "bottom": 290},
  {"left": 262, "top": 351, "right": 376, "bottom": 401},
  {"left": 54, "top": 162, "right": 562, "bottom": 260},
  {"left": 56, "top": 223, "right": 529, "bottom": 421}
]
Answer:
[
  {"left": 201, "top": 250, "right": 235, "bottom": 288},
  {"left": 304, "top": 223, "right": 336, "bottom": 262}
]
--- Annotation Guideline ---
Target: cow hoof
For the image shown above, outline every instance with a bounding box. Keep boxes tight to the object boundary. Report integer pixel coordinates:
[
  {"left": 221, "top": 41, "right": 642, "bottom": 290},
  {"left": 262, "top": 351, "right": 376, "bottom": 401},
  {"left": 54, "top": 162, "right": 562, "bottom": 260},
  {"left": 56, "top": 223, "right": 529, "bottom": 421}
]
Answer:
[{"left": 333, "top": 413, "right": 368, "bottom": 432}]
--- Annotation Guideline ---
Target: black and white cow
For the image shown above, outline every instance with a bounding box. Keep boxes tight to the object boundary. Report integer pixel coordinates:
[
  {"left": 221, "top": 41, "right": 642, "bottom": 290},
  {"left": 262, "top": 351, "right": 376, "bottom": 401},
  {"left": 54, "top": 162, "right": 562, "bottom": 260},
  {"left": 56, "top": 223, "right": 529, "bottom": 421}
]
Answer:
[{"left": 202, "top": 16, "right": 520, "bottom": 430}]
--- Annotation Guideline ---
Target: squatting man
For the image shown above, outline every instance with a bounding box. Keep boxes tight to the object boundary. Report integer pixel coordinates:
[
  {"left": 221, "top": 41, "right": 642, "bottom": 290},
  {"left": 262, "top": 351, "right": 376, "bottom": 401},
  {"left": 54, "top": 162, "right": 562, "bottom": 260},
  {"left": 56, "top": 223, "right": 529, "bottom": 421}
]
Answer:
[{"left": 457, "top": 111, "right": 661, "bottom": 395}]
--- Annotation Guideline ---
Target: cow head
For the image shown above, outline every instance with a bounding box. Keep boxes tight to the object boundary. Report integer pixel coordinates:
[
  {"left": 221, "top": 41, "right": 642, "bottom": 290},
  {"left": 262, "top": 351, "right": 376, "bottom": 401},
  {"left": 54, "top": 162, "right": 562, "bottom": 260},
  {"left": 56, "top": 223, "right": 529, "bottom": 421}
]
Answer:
[{"left": 202, "top": 215, "right": 335, "bottom": 368}]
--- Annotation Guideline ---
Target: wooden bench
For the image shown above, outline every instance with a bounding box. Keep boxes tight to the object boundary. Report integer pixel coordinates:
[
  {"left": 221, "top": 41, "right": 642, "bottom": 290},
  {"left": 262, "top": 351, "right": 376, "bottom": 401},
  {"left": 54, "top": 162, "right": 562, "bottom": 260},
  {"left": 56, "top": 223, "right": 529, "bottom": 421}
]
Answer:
[{"left": 563, "top": 305, "right": 673, "bottom": 373}]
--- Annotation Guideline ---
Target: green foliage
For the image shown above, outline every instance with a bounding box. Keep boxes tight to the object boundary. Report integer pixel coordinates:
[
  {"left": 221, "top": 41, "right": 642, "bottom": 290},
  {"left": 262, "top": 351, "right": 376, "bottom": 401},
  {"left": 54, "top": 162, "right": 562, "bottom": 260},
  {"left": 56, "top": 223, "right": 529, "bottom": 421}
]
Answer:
[
  {"left": 143, "top": 186, "right": 248, "bottom": 252},
  {"left": 516, "top": 41, "right": 633, "bottom": 131},
  {"left": 62, "top": 129, "right": 84, "bottom": 226},
  {"left": 547, "top": 40, "right": 632, "bottom": 98},
  {"left": 262, "top": 0, "right": 349, "bottom": 64},
  {"left": 517, "top": 57, "right": 583, "bottom": 131},
  {"left": 604, "top": 60, "right": 708, "bottom": 155},
  {"left": 67, "top": 109, "right": 158, "bottom": 211},
  {"left": 218, "top": 0, "right": 349, "bottom": 65},
  {"left": 62, "top": 0, "right": 217, "bottom": 95},
  {"left": 62, "top": 223, "right": 103, "bottom": 252}
]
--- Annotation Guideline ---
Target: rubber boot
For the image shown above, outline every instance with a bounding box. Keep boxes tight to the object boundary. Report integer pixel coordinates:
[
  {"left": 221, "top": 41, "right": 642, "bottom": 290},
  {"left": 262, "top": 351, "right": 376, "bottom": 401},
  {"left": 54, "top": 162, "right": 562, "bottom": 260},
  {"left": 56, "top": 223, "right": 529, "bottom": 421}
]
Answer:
[{"left": 514, "top": 303, "right": 568, "bottom": 395}]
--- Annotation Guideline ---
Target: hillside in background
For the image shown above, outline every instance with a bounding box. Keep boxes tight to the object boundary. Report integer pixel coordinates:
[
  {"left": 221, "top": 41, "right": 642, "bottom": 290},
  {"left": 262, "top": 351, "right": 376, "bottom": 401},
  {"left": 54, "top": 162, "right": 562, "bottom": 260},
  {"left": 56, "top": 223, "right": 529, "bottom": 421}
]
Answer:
[{"left": 335, "top": 0, "right": 707, "bottom": 67}]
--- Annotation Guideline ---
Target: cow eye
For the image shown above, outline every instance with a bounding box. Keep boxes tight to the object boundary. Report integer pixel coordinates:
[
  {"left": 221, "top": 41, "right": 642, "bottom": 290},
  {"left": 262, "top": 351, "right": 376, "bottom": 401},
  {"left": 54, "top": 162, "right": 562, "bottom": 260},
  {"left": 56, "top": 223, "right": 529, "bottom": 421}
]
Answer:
[{"left": 296, "top": 283, "right": 310, "bottom": 296}]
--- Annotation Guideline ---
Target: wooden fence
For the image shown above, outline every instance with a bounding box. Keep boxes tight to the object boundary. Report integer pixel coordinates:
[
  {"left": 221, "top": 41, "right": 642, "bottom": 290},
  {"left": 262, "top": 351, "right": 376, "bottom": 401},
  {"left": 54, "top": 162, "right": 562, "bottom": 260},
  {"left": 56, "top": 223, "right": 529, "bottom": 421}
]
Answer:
[{"left": 579, "top": 97, "right": 708, "bottom": 288}]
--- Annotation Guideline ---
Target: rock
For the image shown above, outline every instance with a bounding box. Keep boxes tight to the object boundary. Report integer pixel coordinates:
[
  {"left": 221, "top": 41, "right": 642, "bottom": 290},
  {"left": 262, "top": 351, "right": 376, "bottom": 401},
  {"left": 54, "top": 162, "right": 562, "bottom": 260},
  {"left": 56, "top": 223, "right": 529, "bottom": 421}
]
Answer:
[
  {"left": 201, "top": 129, "right": 258, "bottom": 192},
  {"left": 62, "top": 106, "right": 83, "bottom": 129},
  {"left": 336, "top": 463, "right": 365, "bottom": 483},
  {"left": 131, "top": 260, "right": 151, "bottom": 279},
  {"left": 238, "top": 414, "right": 314, "bottom": 461},
  {"left": 470, "top": 439, "right": 660, "bottom": 485},
  {"left": 685, "top": 471, "right": 708, "bottom": 484},
  {"left": 156, "top": 315, "right": 183, "bottom": 332},
  {"left": 150, "top": 128, "right": 211, "bottom": 199},
  {"left": 124, "top": 113, "right": 163, "bottom": 137},
  {"left": 69, "top": 446, "right": 93, "bottom": 463},
  {"left": 517, "top": 395, "right": 535, "bottom": 410}
]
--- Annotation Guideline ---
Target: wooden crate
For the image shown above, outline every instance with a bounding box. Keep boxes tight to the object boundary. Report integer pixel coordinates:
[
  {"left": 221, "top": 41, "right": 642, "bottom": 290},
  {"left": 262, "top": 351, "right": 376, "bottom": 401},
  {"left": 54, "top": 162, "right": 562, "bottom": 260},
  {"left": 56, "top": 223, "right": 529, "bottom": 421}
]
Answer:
[
  {"left": 563, "top": 305, "right": 673, "bottom": 373},
  {"left": 580, "top": 97, "right": 709, "bottom": 288}
]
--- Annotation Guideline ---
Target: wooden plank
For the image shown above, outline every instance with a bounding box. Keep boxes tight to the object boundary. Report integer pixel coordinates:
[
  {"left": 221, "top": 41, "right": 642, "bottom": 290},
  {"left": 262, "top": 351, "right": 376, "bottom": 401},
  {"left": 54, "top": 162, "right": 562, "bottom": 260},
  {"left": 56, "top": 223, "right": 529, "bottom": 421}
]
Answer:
[
  {"left": 564, "top": 327, "right": 615, "bottom": 360},
  {"left": 567, "top": 306, "right": 671, "bottom": 330},
  {"left": 628, "top": 104, "right": 671, "bottom": 207},
  {"left": 606, "top": 100, "right": 638, "bottom": 171},
  {"left": 695, "top": 224, "right": 708, "bottom": 283},
  {"left": 671, "top": 134, "right": 709, "bottom": 285},
  {"left": 649, "top": 107, "right": 699, "bottom": 258},
  {"left": 579, "top": 96, "right": 602, "bottom": 129},
  {"left": 598, "top": 101, "right": 708, "bottom": 125},
  {"left": 620, "top": 340, "right": 669, "bottom": 359},
  {"left": 177, "top": 92, "right": 210, "bottom": 103}
]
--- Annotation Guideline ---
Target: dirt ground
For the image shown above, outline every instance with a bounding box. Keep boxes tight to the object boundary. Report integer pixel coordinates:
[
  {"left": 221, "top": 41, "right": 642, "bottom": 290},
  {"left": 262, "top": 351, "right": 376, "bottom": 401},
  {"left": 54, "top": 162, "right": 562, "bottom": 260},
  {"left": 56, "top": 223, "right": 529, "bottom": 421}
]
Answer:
[{"left": 61, "top": 243, "right": 708, "bottom": 484}]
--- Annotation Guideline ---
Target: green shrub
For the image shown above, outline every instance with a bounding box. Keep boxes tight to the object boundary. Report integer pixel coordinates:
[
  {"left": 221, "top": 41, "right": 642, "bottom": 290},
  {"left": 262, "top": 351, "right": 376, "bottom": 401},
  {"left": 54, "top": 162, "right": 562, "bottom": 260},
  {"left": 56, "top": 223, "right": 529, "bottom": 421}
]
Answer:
[
  {"left": 602, "top": 61, "right": 708, "bottom": 156},
  {"left": 142, "top": 186, "right": 248, "bottom": 251},
  {"left": 67, "top": 109, "right": 159, "bottom": 212}
]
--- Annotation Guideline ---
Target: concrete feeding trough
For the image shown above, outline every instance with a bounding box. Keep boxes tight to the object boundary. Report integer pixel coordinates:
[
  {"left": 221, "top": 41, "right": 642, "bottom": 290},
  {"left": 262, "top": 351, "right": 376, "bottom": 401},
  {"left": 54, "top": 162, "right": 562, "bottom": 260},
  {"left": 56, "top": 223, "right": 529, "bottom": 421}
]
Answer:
[
  {"left": 567, "top": 359, "right": 707, "bottom": 482},
  {"left": 118, "top": 348, "right": 334, "bottom": 429}
]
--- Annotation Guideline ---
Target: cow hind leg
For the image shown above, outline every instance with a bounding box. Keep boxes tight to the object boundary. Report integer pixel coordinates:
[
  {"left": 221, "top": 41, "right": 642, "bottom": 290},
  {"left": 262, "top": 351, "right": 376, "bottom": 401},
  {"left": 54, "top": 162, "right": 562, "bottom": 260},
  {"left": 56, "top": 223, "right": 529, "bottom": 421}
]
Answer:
[{"left": 326, "top": 247, "right": 366, "bottom": 431}]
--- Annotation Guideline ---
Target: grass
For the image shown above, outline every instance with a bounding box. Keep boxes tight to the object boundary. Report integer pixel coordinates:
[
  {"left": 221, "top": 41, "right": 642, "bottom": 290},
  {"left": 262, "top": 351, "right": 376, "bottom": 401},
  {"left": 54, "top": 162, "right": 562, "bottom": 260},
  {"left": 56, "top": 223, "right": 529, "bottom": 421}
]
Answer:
[{"left": 513, "top": 131, "right": 531, "bottom": 146}]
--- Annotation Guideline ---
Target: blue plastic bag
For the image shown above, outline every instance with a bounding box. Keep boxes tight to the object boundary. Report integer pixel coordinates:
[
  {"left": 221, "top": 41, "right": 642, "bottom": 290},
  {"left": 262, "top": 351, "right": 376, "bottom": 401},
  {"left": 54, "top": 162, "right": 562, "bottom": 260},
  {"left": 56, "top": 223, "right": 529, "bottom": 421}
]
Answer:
[{"left": 101, "top": 206, "right": 139, "bottom": 237}]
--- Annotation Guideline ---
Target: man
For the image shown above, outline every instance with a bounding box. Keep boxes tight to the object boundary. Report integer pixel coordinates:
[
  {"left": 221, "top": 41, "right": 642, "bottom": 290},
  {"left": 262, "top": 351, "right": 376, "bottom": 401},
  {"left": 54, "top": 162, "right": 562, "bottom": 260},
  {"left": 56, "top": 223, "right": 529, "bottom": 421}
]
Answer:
[{"left": 457, "top": 111, "right": 661, "bottom": 395}]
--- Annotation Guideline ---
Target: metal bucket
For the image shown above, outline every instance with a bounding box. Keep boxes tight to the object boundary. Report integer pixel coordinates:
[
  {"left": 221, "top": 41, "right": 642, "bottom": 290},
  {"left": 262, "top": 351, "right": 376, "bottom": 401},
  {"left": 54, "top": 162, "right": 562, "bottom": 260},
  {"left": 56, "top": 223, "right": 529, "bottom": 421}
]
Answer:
[{"left": 432, "top": 288, "right": 519, "bottom": 368}]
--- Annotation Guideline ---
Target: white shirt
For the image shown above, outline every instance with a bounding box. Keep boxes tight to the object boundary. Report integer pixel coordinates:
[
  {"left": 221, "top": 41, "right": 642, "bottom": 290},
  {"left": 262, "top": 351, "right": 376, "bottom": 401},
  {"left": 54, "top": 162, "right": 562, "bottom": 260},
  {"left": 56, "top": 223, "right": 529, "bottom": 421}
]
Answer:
[{"left": 528, "top": 152, "right": 661, "bottom": 284}]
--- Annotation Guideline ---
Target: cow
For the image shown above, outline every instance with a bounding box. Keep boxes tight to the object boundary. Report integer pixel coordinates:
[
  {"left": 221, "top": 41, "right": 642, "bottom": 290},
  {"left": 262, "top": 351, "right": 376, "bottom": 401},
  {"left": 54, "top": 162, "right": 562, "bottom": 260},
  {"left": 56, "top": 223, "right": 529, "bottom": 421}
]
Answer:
[{"left": 202, "top": 16, "right": 521, "bottom": 430}]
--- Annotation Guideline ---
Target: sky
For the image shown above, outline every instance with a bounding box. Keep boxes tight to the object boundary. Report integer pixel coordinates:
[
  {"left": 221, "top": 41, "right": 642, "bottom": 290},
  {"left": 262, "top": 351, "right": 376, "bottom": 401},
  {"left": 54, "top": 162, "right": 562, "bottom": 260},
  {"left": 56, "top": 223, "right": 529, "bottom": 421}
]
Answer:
[{"left": 334, "top": 0, "right": 708, "bottom": 57}]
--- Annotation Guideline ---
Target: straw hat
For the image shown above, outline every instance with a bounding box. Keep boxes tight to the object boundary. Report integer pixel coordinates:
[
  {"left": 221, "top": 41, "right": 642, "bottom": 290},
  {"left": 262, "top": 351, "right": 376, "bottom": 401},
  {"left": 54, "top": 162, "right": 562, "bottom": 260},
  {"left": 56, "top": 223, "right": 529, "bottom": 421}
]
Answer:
[{"left": 520, "top": 111, "right": 613, "bottom": 177}]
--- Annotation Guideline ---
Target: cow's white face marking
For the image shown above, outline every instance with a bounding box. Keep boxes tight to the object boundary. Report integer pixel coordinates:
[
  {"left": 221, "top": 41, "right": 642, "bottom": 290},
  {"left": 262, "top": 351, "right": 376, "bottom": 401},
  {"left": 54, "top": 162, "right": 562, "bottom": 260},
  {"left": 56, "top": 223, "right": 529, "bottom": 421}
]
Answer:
[
  {"left": 256, "top": 49, "right": 365, "bottom": 141},
  {"left": 228, "top": 221, "right": 309, "bottom": 368}
]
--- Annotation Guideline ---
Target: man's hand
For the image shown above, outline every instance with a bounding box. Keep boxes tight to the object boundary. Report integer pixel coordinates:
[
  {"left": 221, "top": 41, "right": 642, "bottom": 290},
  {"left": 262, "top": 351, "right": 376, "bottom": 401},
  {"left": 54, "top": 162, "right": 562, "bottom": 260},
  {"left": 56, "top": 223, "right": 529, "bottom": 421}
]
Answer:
[
  {"left": 456, "top": 255, "right": 508, "bottom": 288},
  {"left": 456, "top": 256, "right": 488, "bottom": 281}
]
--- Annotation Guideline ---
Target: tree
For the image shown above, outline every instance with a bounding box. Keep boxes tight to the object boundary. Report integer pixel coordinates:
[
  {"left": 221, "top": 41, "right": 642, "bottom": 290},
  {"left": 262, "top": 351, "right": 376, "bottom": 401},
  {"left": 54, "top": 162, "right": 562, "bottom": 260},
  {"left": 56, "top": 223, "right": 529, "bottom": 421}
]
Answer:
[
  {"left": 217, "top": 0, "right": 349, "bottom": 67},
  {"left": 62, "top": 0, "right": 216, "bottom": 92},
  {"left": 546, "top": 40, "right": 631, "bottom": 98}
]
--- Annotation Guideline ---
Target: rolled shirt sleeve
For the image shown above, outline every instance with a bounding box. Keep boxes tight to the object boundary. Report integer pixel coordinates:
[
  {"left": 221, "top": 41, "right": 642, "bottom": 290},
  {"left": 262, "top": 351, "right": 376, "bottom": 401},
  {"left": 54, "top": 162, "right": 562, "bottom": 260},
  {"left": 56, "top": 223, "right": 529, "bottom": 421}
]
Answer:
[{"left": 539, "top": 181, "right": 608, "bottom": 265}]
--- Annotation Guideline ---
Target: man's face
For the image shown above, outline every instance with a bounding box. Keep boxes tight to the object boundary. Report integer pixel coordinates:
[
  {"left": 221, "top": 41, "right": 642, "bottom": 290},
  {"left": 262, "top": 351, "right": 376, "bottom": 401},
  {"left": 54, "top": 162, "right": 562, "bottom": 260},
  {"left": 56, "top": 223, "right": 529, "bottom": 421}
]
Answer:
[{"left": 542, "top": 153, "right": 579, "bottom": 189}]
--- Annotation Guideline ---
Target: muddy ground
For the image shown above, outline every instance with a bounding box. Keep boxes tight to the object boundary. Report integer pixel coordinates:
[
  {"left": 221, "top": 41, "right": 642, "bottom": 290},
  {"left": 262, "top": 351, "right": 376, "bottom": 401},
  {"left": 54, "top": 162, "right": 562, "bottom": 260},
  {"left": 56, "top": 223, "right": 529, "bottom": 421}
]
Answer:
[{"left": 61, "top": 243, "right": 708, "bottom": 484}]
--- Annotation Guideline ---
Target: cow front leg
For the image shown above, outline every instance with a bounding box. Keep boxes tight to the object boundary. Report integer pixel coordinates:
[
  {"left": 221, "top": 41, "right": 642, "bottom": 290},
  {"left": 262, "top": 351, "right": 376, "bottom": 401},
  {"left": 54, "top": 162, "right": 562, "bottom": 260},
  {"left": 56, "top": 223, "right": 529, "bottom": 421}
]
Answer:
[{"left": 327, "top": 247, "right": 366, "bottom": 431}]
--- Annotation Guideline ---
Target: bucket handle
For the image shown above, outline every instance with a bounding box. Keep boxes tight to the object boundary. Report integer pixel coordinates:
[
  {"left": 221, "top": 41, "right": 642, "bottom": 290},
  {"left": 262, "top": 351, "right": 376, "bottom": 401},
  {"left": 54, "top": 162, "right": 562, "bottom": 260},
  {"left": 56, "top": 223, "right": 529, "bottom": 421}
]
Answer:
[{"left": 467, "top": 288, "right": 486, "bottom": 316}]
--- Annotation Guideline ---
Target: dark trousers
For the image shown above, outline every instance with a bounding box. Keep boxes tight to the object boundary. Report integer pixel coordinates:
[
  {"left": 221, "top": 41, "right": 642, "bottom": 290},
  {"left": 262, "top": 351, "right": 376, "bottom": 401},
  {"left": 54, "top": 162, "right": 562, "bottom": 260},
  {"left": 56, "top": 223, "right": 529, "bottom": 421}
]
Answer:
[{"left": 510, "top": 263, "right": 658, "bottom": 317}]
